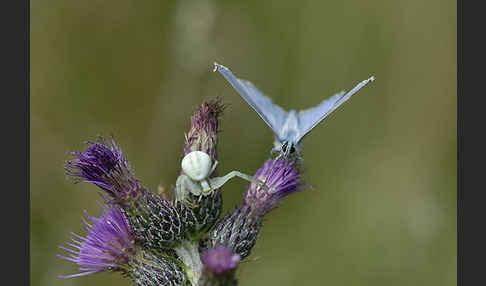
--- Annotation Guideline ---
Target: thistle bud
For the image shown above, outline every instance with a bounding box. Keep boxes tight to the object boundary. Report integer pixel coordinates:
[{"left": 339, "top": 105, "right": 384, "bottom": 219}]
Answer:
[
  {"left": 177, "top": 99, "right": 225, "bottom": 234},
  {"left": 184, "top": 99, "right": 224, "bottom": 161},
  {"left": 209, "top": 205, "right": 261, "bottom": 259},
  {"left": 198, "top": 245, "right": 240, "bottom": 286},
  {"left": 128, "top": 248, "right": 187, "bottom": 286},
  {"left": 202, "top": 245, "right": 240, "bottom": 275},
  {"left": 127, "top": 191, "right": 186, "bottom": 250}
]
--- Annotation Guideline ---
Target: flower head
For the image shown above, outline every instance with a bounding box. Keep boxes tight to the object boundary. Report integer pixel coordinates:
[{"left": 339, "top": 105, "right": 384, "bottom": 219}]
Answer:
[
  {"left": 129, "top": 248, "right": 188, "bottom": 286},
  {"left": 209, "top": 159, "right": 305, "bottom": 259},
  {"left": 57, "top": 203, "right": 136, "bottom": 278},
  {"left": 179, "top": 99, "right": 225, "bottom": 235},
  {"left": 127, "top": 191, "right": 186, "bottom": 250},
  {"left": 202, "top": 245, "right": 241, "bottom": 275},
  {"left": 244, "top": 159, "right": 304, "bottom": 213},
  {"left": 66, "top": 137, "right": 187, "bottom": 248},
  {"left": 65, "top": 137, "right": 143, "bottom": 203},
  {"left": 184, "top": 99, "right": 225, "bottom": 162}
]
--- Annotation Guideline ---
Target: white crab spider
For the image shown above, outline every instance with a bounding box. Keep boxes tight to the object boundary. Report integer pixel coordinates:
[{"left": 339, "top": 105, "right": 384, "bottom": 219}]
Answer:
[{"left": 175, "top": 151, "right": 262, "bottom": 203}]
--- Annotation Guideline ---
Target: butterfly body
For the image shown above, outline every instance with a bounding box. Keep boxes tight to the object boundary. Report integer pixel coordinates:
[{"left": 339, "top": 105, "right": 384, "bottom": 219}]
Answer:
[
  {"left": 270, "top": 110, "right": 300, "bottom": 156},
  {"left": 213, "top": 62, "right": 374, "bottom": 159},
  {"left": 278, "top": 110, "right": 299, "bottom": 144}
]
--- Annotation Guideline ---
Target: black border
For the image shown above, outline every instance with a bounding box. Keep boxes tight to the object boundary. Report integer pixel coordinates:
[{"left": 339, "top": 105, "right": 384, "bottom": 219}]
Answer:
[
  {"left": 2, "top": 0, "right": 30, "bottom": 285},
  {"left": 459, "top": 0, "right": 486, "bottom": 284},
  {"left": 27, "top": 0, "right": 31, "bottom": 281}
]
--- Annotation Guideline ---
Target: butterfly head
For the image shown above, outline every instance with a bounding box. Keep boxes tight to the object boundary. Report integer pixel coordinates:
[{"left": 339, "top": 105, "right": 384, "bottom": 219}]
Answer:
[
  {"left": 281, "top": 141, "right": 296, "bottom": 156},
  {"left": 271, "top": 140, "right": 301, "bottom": 161}
]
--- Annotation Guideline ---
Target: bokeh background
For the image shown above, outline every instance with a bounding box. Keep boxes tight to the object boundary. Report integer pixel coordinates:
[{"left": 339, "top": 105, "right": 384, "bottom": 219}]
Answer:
[{"left": 30, "top": 0, "right": 456, "bottom": 285}]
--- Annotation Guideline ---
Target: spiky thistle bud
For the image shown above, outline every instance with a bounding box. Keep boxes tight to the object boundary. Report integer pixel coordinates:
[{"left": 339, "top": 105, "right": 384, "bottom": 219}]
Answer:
[
  {"left": 128, "top": 248, "right": 187, "bottom": 286},
  {"left": 184, "top": 98, "right": 224, "bottom": 161},
  {"left": 57, "top": 202, "right": 187, "bottom": 286},
  {"left": 198, "top": 245, "right": 240, "bottom": 286},
  {"left": 66, "top": 137, "right": 186, "bottom": 249},
  {"left": 177, "top": 99, "right": 225, "bottom": 235},
  {"left": 202, "top": 245, "right": 240, "bottom": 275},
  {"left": 209, "top": 159, "right": 305, "bottom": 259},
  {"left": 127, "top": 191, "right": 186, "bottom": 250}
]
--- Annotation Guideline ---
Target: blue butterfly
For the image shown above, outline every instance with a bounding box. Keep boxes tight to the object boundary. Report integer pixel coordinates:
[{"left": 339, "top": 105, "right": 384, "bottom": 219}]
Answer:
[{"left": 213, "top": 62, "right": 375, "bottom": 159}]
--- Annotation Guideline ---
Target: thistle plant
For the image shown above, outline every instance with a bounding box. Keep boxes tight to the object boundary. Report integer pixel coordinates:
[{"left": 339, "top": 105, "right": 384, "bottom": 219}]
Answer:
[{"left": 58, "top": 98, "right": 305, "bottom": 286}]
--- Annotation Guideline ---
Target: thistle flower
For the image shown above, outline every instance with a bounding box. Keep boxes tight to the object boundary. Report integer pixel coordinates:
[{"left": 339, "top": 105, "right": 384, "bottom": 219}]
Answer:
[
  {"left": 128, "top": 249, "right": 188, "bottom": 286},
  {"left": 197, "top": 246, "right": 240, "bottom": 286},
  {"left": 209, "top": 159, "right": 304, "bottom": 259},
  {"left": 208, "top": 205, "right": 261, "bottom": 259},
  {"left": 57, "top": 203, "right": 136, "bottom": 278},
  {"left": 58, "top": 202, "right": 188, "bottom": 286},
  {"left": 184, "top": 98, "right": 225, "bottom": 161},
  {"left": 244, "top": 159, "right": 304, "bottom": 213},
  {"left": 65, "top": 137, "right": 144, "bottom": 204},
  {"left": 66, "top": 137, "right": 187, "bottom": 249},
  {"left": 177, "top": 99, "right": 225, "bottom": 235},
  {"left": 201, "top": 245, "right": 241, "bottom": 275},
  {"left": 128, "top": 191, "right": 186, "bottom": 250},
  {"left": 58, "top": 98, "right": 313, "bottom": 286}
]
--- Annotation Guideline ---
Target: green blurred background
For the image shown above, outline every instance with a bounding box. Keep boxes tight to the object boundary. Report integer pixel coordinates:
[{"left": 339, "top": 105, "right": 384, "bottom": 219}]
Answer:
[{"left": 30, "top": 0, "right": 456, "bottom": 285}]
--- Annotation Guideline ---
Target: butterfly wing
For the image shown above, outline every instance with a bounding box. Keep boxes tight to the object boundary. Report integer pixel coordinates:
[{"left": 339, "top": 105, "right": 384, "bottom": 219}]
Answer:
[
  {"left": 296, "top": 76, "right": 375, "bottom": 143},
  {"left": 214, "top": 63, "right": 288, "bottom": 138}
]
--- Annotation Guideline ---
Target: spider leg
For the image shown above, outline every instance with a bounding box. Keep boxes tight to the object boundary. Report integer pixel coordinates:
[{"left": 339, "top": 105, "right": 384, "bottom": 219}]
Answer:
[
  {"left": 209, "top": 171, "right": 268, "bottom": 191},
  {"left": 210, "top": 160, "right": 219, "bottom": 175},
  {"left": 175, "top": 174, "right": 189, "bottom": 203}
]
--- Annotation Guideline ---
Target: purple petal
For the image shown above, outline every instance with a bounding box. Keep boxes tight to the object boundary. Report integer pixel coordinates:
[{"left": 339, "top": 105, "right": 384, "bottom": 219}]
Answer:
[{"left": 57, "top": 203, "right": 135, "bottom": 279}]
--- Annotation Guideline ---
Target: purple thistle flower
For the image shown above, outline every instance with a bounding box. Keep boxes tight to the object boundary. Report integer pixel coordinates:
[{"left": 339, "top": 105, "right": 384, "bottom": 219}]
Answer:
[
  {"left": 202, "top": 245, "right": 241, "bottom": 275},
  {"left": 209, "top": 158, "right": 305, "bottom": 259},
  {"left": 65, "top": 137, "right": 144, "bottom": 204},
  {"left": 66, "top": 137, "right": 187, "bottom": 249},
  {"left": 244, "top": 159, "right": 305, "bottom": 213},
  {"left": 184, "top": 98, "right": 225, "bottom": 162},
  {"left": 57, "top": 203, "right": 136, "bottom": 278}
]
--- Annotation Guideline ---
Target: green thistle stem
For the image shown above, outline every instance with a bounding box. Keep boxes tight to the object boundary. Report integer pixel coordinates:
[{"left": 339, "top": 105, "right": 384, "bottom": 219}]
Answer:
[{"left": 175, "top": 240, "right": 203, "bottom": 285}]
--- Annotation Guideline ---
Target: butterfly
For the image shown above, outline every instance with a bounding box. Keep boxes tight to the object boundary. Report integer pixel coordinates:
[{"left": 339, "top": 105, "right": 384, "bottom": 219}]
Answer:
[{"left": 213, "top": 62, "right": 375, "bottom": 160}]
